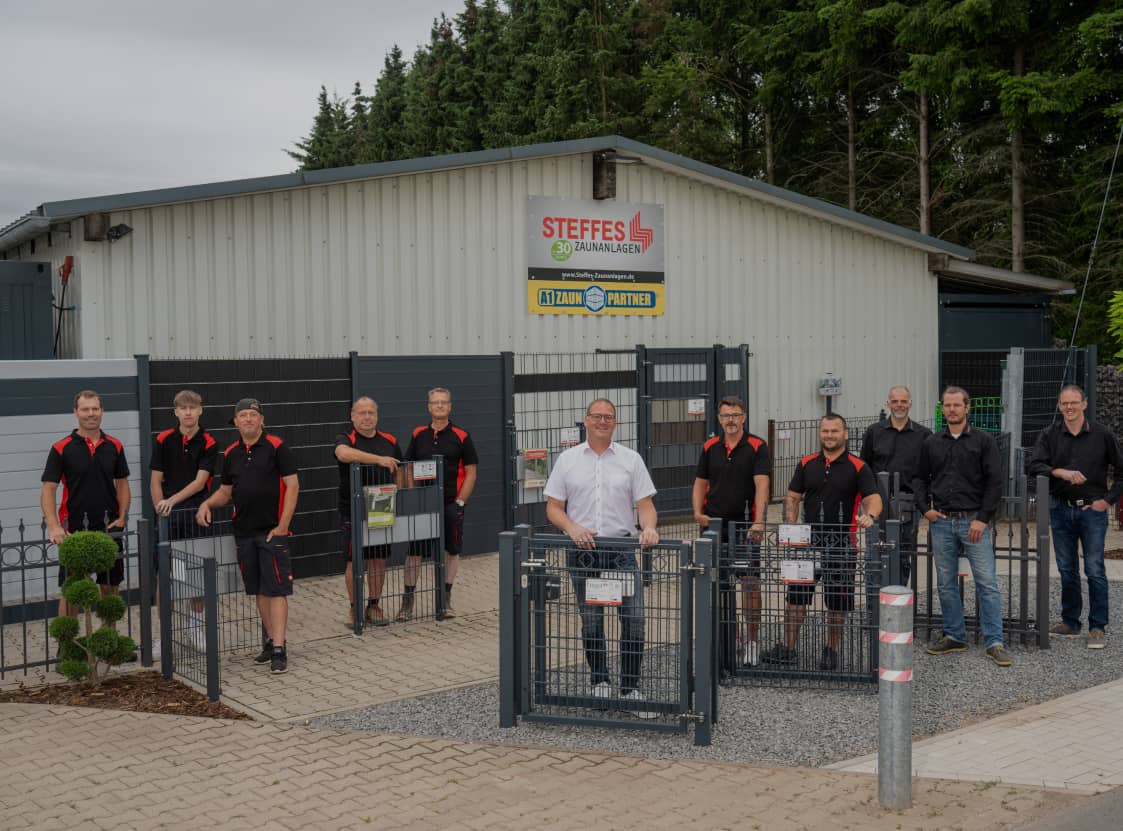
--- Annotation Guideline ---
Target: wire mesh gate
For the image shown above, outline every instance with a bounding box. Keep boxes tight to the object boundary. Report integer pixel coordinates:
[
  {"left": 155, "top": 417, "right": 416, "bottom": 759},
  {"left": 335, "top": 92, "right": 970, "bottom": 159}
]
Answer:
[{"left": 499, "top": 527, "right": 714, "bottom": 745}]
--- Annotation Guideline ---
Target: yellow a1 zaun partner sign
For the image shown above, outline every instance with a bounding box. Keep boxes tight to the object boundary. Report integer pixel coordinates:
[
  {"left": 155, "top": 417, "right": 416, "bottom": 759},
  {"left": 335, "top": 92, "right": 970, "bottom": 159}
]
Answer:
[{"left": 527, "top": 196, "right": 665, "bottom": 316}]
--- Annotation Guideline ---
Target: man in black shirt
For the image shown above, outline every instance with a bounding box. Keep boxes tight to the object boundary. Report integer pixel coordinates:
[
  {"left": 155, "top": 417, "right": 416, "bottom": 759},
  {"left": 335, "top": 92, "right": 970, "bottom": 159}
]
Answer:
[
  {"left": 41, "top": 390, "right": 131, "bottom": 617},
  {"left": 335, "top": 397, "right": 402, "bottom": 626},
  {"left": 914, "top": 386, "right": 1010, "bottom": 667},
  {"left": 1027, "top": 384, "right": 1123, "bottom": 649},
  {"left": 692, "top": 396, "right": 770, "bottom": 667},
  {"left": 860, "top": 385, "right": 931, "bottom": 586},
  {"left": 197, "top": 399, "right": 299, "bottom": 674},
  {"left": 763, "top": 414, "right": 881, "bottom": 670},
  {"left": 402, "top": 387, "right": 478, "bottom": 621}
]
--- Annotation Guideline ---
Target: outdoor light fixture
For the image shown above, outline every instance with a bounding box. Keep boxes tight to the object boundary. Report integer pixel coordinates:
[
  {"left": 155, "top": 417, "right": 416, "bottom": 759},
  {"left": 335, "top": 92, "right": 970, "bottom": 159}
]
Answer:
[{"left": 106, "top": 223, "right": 133, "bottom": 242}]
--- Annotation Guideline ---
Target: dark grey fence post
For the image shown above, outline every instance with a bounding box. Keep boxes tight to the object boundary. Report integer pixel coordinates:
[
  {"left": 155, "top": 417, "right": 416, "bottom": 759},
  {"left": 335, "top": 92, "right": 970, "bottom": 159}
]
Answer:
[
  {"left": 878, "top": 585, "right": 914, "bottom": 810},
  {"left": 203, "top": 556, "right": 220, "bottom": 702},
  {"left": 137, "top": 518, "right": 153, "bottom": 667},
  {"left": 693, "top": 534, "right": 714, "bottom": 747},
  {"left": 500, "top": 351, "right": 516, "bottom": 531},
  {"left": 157, "top": 517, "right": 173, "bottom": 681},
  {"left": 1085, "top": 344, "right": 1097, "bottom": 422},
  {"left": 350, "top": 462, "right": 365, "bottom": 635},
  {"left": 499, "top": 531, "right": 518, "bottom": 728},
  {"left": 516, "top": 524, "right": 532, "bottom": 716},
  {"left": 435, "top": 454, "right": 447, "bottom": 620},
  {"left": 702, "top": 527, "right": 720, "bottom": 724},
  {"left": 1036, "top": 474, "right": 1052, "bottom": 649}
]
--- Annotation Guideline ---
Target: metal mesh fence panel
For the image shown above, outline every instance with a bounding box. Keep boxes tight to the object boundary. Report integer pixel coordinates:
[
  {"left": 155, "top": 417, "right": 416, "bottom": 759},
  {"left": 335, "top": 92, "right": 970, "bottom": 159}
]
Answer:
[
  {"left": 522, "top": 533, "right": 691, "bottom": 731},
  {"left": 511, "top": 351, "right": 638, "bottom": 531},
  {"left": 1022, "top": 348, "right": 1090, "bottom": 448},
  {"left": 718, "top": 520, "right": 884, "bottom": 690},
  {"left": 766, "top": 416, "right": 883, "bottom": 504},
  {"left": 346, "top": 460, "right": 446, "bottom": 632}
]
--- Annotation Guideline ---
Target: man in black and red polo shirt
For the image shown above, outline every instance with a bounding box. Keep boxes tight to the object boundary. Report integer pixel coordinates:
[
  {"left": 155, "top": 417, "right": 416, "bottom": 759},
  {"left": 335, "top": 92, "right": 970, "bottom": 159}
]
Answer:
[
  {"left": 335, "top": 396, "right": 402, "bottom": 626},
  {"left": 692, "top": 395, "right": 771, "bottom": 668},
  {"left": 762, "top": 413, "right": 881, "bottom": 671},
  {"left": 196, "top": 399, "right": 299, "bottom": 674},
  {"left": 150, "top": 388, "right": 218, "bottom": 654},
  {"left": 41, "top": 390, "right": 132, "bottom": 617},
  {"left": 401, "top": 386, "right": 478, "bottom": 621}
]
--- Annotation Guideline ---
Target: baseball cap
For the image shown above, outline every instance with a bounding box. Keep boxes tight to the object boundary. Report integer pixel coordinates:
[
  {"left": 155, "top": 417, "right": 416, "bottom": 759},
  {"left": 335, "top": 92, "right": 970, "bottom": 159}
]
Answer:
[{"left": 228, "top": 398, "right": 263, "bottom": 424}]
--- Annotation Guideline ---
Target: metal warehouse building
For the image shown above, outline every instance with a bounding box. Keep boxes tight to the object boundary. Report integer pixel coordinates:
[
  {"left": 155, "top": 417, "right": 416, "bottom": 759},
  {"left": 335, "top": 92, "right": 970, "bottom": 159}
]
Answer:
[{"left": 0, "top": 136, "right": 1071, "bottom": 429}]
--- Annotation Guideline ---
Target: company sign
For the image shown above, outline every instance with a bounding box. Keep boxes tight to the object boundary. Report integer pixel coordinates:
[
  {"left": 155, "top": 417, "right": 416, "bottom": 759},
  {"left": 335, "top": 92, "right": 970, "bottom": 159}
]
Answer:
[{"left": 527, "top": 196, "right": 664, "bottom": 316}]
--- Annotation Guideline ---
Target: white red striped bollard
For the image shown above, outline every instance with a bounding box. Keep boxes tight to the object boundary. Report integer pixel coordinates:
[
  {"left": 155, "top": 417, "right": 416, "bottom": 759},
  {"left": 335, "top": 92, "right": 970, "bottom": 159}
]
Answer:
[{"left": 878, "top": 585, "right": 913, "bottom": 809}]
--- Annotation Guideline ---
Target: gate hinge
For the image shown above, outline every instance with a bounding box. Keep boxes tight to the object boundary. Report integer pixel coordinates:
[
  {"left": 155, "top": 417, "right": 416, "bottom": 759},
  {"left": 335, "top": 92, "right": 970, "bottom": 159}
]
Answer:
[
  {"left": 681, "top": 562, "right": 706, "bottom": 575},
  {"left": 683, "top": 711, "right": 706, "bottom": 723}
]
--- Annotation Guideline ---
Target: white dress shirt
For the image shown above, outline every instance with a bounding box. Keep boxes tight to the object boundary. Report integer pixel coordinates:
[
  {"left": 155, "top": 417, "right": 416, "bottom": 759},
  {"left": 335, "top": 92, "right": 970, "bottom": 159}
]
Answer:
[{"left": 543, "top": 441, "right": 656, "bottom": 537}]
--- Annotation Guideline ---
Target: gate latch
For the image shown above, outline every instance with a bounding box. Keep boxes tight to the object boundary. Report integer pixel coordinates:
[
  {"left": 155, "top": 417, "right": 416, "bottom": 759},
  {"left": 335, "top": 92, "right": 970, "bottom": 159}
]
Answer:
[
  {"left": 681, "top": 562, "right": 706, "bottom": 575},
  {"left": 682, "top": 711, "right": 706, "bottom": 723}
]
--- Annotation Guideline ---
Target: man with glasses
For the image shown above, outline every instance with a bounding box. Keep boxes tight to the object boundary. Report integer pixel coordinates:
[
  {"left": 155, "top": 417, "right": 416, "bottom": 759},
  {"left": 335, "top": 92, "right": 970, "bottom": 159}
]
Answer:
[
  {"left": 545, "top": 398, "right": 659, "bottom": 717},
  {"left": 1027, "top": 384, "right": 1123, "bottom": 649},
  {"left": 860, "top": 385, "right": 931, "bottom": 586},
  {"left": 692, "top": 396, "right": 770, "bottom": 666}
]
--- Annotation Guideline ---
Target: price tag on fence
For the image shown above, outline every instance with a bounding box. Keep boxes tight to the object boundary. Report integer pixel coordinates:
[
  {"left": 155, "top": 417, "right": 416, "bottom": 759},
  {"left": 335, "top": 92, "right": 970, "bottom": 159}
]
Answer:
[
  {"left": 780, "top": 560, "right": 816, "bottom": 584},
  {"left": 778, "top": 524, "right": 811, "bottom": 547},
  {"left": 559, "top": 427, "right": 580, "bottom": 447},
  {"left": 413, "top": 460, "right": 437, "bottom": 481},
  {"left": 172, "top": 558, "right": 187, "bottom": 584},
  {"left": 958, "top": 556, "right": 972, "bottom": 578},
  {"left": 585, "top": 578, "right": 623, "bottom": 606}
]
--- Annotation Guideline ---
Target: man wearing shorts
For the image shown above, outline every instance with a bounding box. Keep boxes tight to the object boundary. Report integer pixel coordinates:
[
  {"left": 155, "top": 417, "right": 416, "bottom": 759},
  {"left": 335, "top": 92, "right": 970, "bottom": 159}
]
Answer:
[
  {"left": 41, "top": 390, "right": 131, "bottom": 618},
  {"left": 692, "top": 395, "right": 770, "bottom": 667},
  {"left": 197, "top": 399, "right": 299, "bottom": 674},
  {"left": 401, "top": 387, "right": 478, "bottom": 620},
  {"left": 335, "top": 396, "right": 402, "bottom": 626},
  {"left": 762, "top": 414, "right": 881, "bottom": 670},
  {"left": 150, "top": 389, "right": 218, "bottom": 653}
]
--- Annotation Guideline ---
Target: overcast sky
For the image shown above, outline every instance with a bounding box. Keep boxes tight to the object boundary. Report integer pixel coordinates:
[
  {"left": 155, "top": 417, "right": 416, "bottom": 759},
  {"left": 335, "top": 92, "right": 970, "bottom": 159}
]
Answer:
[{"left": 1, "top": 0, "right": 459, "bottom": 227}]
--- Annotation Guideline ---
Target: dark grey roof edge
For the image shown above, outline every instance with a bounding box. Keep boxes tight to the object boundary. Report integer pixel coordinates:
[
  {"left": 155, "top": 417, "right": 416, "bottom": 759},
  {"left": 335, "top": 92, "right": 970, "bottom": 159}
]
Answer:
[
  {"left": 607, "top": 136, "right": 975, "bottom": 259},
  {"left": 25, "top": 134, "right": 971, "bottom": 259}
]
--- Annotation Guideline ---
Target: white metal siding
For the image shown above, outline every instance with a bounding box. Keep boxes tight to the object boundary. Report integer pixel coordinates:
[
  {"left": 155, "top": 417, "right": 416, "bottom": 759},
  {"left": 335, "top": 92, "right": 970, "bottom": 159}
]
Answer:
[{"left": 18, "top": 151, "right": 939, "bottom": 424}]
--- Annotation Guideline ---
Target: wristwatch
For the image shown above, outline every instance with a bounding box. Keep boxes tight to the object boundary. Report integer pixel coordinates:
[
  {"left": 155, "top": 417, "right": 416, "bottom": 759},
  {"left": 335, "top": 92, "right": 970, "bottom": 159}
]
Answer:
[{"left": 455, "top": 499, "right": 465, "bottom": 507}]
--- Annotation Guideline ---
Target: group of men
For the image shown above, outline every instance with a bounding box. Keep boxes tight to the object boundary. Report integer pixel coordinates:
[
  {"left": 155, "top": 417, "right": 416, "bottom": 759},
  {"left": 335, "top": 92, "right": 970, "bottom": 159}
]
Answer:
[
  {"left": 40, "top": 379, "right": 1119, "bottom": 692},
  {"left": 40, "top": 387, "right": 477, "bottom": 677}
]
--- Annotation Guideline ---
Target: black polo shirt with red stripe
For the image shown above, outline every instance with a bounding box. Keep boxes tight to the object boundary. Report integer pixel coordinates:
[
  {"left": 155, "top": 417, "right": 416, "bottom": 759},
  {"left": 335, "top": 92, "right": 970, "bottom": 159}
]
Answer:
[
  {"left": 696, "top": 432, "right": 771, "bottom": 520},
  {"left": 405, "top": 422, "right": 479, "bottom": 504},
  {"left": 335, "top": 429, "right": 402, "bottom": 515},
  {"left": 150, "top": 428, "right": 218, "bottom": 508},
  {"left": 42, "top": 430, "right": 130, "bottom": 531},
  {"left": 221, "top": 433, "right": 298, "bottom": 537},
  {"left": 788, "top": 450, "right": 878, "bottom": 527}
]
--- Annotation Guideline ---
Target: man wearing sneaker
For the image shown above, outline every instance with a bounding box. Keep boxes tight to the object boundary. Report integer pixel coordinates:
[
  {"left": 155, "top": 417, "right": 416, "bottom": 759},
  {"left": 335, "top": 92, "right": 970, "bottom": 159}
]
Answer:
[
  {"left": 1027, "top": 384, "right": 1123, "bottom": 650},
  {"left": 545, "top": 398, "right": 660, "bottom": 719},
  {"left": 860, "top": 385, "right": 931, "bottom": 587},
  {"left": 335, "top": 397, "right": 402, "bottom": 628},
  {"left": 150, "top": 389, "right": 218, "bottom": 656},
  {"left": 692, "top": 396, "right": 770, "bottom": 669},
  {"left": 402, "top": 387, "right": 478, "bottom": 621},
  {"left": 762, "top": 414, "right": 881, "bottom": 671},
  {"left": 914, "top": 386, "right": 1011, "bottom": 667},
  {"left": 197, "top": 399, "right": 299, "bottom": 674}
]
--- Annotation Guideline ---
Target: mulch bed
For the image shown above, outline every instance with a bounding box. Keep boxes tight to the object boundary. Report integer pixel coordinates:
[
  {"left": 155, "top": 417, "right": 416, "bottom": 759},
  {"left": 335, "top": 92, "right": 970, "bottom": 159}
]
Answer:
[{"left": 0, "top": 670, "right": 251, "bottom": 720}]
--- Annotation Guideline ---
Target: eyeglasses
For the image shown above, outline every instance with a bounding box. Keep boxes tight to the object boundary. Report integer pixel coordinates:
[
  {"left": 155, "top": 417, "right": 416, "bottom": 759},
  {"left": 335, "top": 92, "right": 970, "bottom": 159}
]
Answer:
[
  {"left": 1058, "top": 401, "right": 1083, "bottom": 408},
  {"left": 587, "top": 414, "right": 616, "bottom": 423},
  {"left": 717, "top": 413, "right": 745, "bottom": 421}
]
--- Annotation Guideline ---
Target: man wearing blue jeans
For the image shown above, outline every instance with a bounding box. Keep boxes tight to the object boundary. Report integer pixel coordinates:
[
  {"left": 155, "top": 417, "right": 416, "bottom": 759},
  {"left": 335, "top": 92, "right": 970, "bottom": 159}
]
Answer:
[
  {"left": 1027, "top": 384, "right": 1123, "bottom": 649},
  {"left": 914, "top": 386, "right": 1011, "bottom": 667}
]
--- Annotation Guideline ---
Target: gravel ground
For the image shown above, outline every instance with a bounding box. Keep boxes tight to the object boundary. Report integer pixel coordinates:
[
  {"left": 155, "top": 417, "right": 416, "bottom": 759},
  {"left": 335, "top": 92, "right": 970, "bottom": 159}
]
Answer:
[{"left": 310, "top": 580, "right": 1123, "bottom": 768}]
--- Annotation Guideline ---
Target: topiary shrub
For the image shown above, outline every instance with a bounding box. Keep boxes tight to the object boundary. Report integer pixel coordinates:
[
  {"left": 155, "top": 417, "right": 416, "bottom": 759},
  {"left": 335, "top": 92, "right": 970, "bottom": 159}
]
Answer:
[{"left": 51, "top": 531, "right": 135, "bottom": 684}]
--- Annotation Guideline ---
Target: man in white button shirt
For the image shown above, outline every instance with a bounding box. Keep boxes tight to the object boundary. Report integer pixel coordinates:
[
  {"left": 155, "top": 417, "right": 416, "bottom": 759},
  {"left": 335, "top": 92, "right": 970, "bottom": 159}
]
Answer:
[{"left": 545, "top": 398, "right": 659, "bottom": 715}]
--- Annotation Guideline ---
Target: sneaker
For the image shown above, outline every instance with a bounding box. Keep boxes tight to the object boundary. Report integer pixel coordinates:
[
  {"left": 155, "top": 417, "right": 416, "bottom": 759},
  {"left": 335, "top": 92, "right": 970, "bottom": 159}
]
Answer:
[
  {"left": 592, "top": 681, "right": 612, "bottom": 699},
  {"left": 985, "top": 644, "right": 1013, "bottom": 667},
  {"left": 1050, "top": 622, "right": 1080, "bottom": 637},
  {"left": 742, "top": 639, "right": 760, "bottom": 667},
  {"left": 442, "top": 593, "right": 457, "bottom": 619},
  {"left": 396, "top": 593, "right": 415, "bottom": 622},
  {"left": 621, "top": 689, "right": 658, "bottom": 720},
  {"left": 270, "top": 647, "right": 288, "bottom": 674},
  {"left": 926, "top": 635, "right": 968, "bottom": 656},
  {"left": 761, "top": 644, "right": 797, "bottom": 666},
  {"left": 365, "top": 604, "right": 386, "bottom": 626},
  {"left": 818, "top": 646, "right": 839, "bottom": 671},
  {"left": 253, "top": 640, "right": 274, "bottom": 664},
  {"left": 1088, "top": 629, "right": 1106, "bottom": 650}
]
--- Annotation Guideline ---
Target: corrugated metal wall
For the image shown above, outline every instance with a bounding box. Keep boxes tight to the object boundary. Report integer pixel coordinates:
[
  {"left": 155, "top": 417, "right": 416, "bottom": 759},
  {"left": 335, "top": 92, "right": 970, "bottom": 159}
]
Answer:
[{"left": 13, "top": 151, "right": 939, "bottom": 425}]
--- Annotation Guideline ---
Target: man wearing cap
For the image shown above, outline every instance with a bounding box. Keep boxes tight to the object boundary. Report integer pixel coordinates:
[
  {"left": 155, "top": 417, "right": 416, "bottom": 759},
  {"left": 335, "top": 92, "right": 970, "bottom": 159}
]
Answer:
[{"left": 197, "top": 399, "right": 299, "bottom": 674}]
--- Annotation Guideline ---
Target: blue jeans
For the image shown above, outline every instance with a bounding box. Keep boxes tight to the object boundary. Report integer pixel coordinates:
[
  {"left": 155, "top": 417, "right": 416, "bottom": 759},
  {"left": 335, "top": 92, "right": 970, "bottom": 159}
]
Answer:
[
  {"left": 568, "top": 548, "right": 645, "bottom": 694},
  {"left": 929, "top": 514, "right": 1005, "bottom": 647},
  {"left": 1050, "top": 498, "right": 1109, "bottom": 632}
]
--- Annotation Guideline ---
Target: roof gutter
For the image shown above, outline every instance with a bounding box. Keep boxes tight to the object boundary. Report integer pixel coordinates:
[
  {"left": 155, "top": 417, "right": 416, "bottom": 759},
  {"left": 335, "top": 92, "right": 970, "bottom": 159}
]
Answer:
[
  {"left": 0, "top": 212, "right": 51, "bottom": 254},
  {"left": 929, "top": 255, "right": 1074, "bottom": 293}
]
